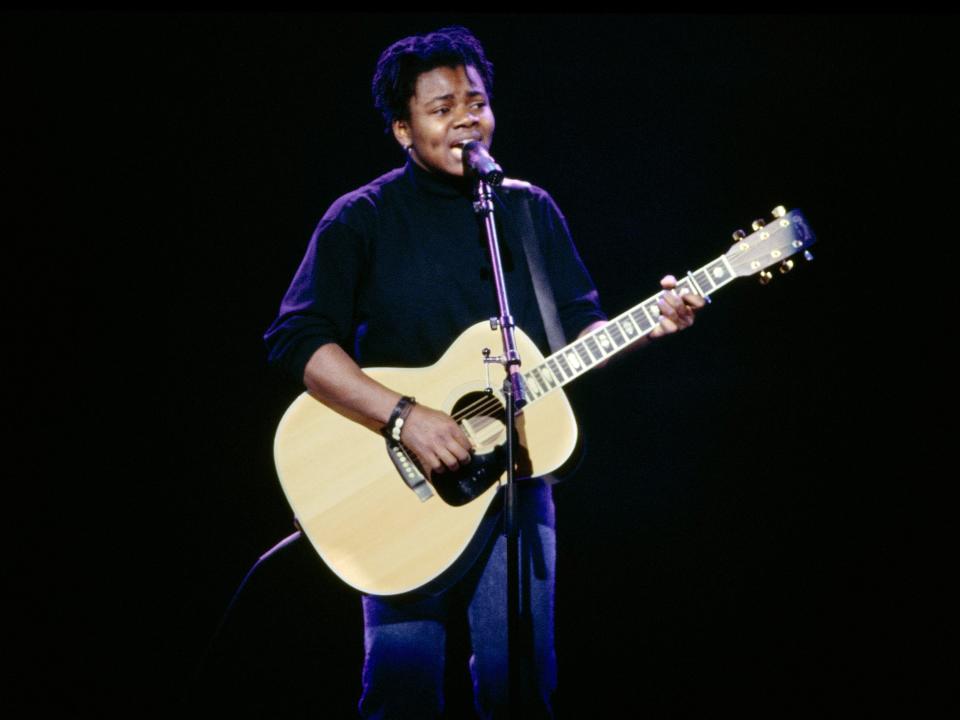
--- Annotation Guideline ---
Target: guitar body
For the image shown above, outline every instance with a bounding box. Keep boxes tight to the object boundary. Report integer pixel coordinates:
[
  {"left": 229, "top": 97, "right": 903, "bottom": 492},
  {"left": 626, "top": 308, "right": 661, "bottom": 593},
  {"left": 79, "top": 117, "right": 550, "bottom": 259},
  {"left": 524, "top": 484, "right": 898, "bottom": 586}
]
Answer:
[{"left": 273, "top": 321, "right": 579, "bottom": 596}]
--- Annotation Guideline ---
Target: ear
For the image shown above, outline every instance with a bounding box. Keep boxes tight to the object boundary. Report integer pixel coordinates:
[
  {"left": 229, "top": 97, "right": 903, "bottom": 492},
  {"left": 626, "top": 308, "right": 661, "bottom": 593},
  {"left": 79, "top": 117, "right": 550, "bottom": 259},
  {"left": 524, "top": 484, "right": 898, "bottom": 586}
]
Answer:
[{"left": 392, "top": 118, "right": 411, "bottom": 151}]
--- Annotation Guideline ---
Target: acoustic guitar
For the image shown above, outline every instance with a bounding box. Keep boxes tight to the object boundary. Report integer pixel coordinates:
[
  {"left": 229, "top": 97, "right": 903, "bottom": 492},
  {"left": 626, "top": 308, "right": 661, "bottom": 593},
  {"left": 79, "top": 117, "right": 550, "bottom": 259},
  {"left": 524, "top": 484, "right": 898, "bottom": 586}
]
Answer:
[{"left": 273, "top": 206, "right": 816, "bottom": 596}]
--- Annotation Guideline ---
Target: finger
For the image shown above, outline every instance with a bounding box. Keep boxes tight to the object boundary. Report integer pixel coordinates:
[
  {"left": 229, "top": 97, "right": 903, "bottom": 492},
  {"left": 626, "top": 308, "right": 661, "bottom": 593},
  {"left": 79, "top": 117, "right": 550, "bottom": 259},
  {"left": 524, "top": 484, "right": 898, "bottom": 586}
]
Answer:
[
  {"left": 446, "top": 436, "right": 472, "bottom": 464},
  {"left": 660, "top": 274, "right": 677, "bottom": 290},
  {"left": 661, "top": 289, "right": 688, "bottom": 310},
  {"left": 451, "top": 425, "right": 475, "bottom": 454},
  {"left": 419, "top": 450, "right": 445, "bottom": 475},
  {"left": 680, "top": 300, "right": 699, "bottom": 325},
  {"left": 657, "top": 296, "right": 682, "bottom": 324},
  {"left": 680, "top": 295, "right": 701, "bottom": 318},
  {"left": 664, "top": 293, "right": 698, "bottom": 328},
  {"left": 684, "top": 294, "right": 706, "bottom": 310},
  {"left": 435, "top": 446, "right": 462, "bottom": 472},
  {"left": 658, "top": 316, "right": 679, "bottom": 334}
]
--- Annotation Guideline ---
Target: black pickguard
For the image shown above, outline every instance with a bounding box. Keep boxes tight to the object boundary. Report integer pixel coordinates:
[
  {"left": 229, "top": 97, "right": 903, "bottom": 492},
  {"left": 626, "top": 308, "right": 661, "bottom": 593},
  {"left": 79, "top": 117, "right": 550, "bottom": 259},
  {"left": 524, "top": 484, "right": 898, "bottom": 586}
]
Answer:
[{"left": 410, "top": 390, "right": 532, "bottom": 507}]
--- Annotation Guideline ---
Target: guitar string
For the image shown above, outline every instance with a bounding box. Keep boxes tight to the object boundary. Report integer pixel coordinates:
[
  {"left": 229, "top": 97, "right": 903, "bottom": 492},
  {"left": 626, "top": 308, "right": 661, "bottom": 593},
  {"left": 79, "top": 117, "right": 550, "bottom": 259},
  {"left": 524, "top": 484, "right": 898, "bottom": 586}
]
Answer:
[
  {"left": 449, "top": 349, "right": 604, "bottom": 422},
  {"left": 452, "top": 395, "right": 505, "bottom": 422},
  {"left": 449, "top": 324, "right": 656, "bottom": 423},
  {"left": 448, "top": 363, "right": 570, "bottom": 421},
  {"left": 451, "top": 245, "right": 794, "bottom": 422},
  {"left": 449, "top": 258, "right": 753, "bottom": 424},
  {"left": 435, "top": 251, "right": 776, "bottom": 452}
]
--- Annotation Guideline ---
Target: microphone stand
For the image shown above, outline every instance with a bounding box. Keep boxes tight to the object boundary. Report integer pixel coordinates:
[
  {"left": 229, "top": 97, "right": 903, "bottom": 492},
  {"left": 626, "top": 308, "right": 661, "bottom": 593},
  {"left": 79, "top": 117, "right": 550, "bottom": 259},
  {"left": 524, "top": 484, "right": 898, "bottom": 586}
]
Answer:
[{"left": 472, "top": 175, "right": 526, "bottom": 717}]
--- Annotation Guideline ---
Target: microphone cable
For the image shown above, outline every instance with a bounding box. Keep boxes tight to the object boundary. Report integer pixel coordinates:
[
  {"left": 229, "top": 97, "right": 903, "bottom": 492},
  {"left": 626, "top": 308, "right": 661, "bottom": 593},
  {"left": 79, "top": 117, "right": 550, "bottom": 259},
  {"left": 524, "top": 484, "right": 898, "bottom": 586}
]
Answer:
[{"left": 190, "top": 528, "right": 303, "bottom": 684}]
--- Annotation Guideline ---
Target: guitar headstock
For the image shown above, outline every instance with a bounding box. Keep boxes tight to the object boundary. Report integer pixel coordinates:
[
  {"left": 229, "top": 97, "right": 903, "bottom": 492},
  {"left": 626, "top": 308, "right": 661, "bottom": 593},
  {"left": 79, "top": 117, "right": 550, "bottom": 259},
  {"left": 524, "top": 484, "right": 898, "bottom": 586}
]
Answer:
[{"left": 724, "top": 207, "right": 817, "bottom": 284}]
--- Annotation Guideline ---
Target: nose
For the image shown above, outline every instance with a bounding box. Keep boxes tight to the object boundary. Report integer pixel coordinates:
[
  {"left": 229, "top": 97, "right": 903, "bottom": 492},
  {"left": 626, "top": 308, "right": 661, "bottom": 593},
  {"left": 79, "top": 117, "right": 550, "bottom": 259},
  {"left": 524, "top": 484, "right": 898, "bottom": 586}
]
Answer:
[{"left": 454, "top": 106, "right": 479, "bottom": 128}]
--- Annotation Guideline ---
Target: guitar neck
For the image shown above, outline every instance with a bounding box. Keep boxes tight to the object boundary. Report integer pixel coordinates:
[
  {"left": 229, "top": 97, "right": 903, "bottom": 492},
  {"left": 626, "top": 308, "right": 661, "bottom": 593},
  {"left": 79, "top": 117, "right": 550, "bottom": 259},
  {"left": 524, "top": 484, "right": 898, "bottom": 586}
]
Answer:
[{"left": 519, "top": 253, "right": 738, "bottom": 405}]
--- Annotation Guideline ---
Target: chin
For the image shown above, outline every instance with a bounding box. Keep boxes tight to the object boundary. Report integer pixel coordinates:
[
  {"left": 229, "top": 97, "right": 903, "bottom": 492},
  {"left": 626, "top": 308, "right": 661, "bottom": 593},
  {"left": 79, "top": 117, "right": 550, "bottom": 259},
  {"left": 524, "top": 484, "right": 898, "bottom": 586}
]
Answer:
[
  {"left": 434, "top": 164, "right": 465, "bottom": 178},
  {"left": 415, "top": 154, "right": 466, "bottom": 178}
]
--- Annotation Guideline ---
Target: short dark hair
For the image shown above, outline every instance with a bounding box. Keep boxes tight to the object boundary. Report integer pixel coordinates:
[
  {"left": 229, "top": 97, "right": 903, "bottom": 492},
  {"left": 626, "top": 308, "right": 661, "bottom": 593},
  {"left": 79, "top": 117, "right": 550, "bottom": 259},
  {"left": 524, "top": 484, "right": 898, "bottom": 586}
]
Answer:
[{"left": 371, "top": 25, "right": 494, "bottom": 131}]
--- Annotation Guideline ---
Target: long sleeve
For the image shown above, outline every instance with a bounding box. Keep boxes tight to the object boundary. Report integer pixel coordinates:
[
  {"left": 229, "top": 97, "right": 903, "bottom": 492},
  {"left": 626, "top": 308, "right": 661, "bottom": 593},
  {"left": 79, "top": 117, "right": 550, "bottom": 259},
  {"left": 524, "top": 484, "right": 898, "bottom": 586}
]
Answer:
[{"left": 263, "top": 215, "right": 368, "bottom": 382}]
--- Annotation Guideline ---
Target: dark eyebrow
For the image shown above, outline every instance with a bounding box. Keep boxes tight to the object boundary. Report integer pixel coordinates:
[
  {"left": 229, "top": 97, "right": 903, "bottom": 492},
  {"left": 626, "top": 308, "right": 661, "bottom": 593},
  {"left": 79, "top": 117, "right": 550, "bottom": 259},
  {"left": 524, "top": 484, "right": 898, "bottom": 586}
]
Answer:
[{"left": 425, "top": 89, "right": 486, "bottom": 105}]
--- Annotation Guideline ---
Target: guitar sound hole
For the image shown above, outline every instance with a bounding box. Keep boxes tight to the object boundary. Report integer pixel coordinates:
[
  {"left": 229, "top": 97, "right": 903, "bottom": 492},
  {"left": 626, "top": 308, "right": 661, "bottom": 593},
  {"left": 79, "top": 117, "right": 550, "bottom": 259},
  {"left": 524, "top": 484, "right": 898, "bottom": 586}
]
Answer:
[
  {"left": 452, "top": 391, "right": 506, "bottom": 452},
  {"left": 420, "top": 391, "right": 508, "bottom": 507}
]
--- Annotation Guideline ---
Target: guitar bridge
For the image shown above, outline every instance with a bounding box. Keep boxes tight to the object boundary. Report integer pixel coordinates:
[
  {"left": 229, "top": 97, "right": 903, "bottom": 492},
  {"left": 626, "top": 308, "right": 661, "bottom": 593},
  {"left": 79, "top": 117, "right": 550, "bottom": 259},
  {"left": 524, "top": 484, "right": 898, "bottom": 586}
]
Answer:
[{"left": 385, "top": 440, "right": 433, "bottom": 502}]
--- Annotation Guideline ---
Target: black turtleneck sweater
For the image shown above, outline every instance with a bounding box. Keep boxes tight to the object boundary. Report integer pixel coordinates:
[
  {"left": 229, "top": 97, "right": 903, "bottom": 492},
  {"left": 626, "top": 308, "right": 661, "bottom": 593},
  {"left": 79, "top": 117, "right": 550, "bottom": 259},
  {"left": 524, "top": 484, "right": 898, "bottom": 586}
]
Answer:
[{"left": 264, "top": 160, "right": 606, "bottom": 380}]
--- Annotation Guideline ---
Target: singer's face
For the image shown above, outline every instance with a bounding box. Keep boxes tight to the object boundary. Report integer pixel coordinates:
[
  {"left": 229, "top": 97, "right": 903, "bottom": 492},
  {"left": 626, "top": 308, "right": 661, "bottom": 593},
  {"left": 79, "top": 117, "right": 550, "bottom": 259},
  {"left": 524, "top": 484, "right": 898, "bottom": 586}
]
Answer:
[{"left": 392, "top": 64, "right": 495, "bottom": 177}]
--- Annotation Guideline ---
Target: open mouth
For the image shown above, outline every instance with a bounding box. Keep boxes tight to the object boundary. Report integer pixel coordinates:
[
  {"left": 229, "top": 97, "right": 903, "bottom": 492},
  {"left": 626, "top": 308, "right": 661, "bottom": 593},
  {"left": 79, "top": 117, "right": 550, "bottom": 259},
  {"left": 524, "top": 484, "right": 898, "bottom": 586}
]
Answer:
[{"left": 451, "top": 138, "right": 481, "bottom": 151}]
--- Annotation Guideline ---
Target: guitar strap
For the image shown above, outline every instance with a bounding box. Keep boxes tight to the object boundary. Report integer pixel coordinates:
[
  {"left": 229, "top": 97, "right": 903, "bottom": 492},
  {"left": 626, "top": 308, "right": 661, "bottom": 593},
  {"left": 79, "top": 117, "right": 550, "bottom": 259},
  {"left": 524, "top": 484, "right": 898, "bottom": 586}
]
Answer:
[
  {"left": 513, "top": 190, "right": 575, "bottom": 486},
  {"left": 515, "top": 194, "right": 566, "bottom": 354}
]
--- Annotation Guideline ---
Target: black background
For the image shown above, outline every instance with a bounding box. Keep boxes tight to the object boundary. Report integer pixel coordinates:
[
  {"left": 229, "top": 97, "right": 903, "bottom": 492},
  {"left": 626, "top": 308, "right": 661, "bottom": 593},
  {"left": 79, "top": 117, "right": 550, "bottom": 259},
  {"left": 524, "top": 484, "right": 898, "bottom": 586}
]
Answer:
[{"left": 4, "top": 11, "right": 949, "bottom": 718}]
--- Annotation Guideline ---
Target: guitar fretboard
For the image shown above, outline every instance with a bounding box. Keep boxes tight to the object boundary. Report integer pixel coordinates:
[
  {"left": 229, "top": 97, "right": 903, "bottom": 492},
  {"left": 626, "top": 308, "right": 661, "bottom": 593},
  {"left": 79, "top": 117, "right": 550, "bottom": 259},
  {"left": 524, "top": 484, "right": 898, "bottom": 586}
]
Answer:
[{"left": 520, "top": 254, "right": 737, "bottom": 404}]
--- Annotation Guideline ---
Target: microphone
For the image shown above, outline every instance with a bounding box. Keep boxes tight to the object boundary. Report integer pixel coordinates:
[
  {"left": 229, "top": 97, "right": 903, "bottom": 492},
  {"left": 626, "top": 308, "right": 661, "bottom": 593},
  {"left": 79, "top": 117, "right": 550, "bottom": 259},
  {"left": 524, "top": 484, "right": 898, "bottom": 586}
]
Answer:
[{"left": 461, "top": 140, "right": 504, "bottom": 186}]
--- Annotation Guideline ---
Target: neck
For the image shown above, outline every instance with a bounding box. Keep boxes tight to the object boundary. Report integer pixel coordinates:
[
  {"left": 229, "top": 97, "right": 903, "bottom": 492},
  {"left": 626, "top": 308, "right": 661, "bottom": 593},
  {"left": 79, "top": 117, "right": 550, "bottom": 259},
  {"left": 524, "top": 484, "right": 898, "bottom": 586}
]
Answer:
[
  {"left": 406, "top": 157, "right": 473, "bottom": 198},
  {"left": 518, "top": 255, "right": 737, "bottom": 405}
]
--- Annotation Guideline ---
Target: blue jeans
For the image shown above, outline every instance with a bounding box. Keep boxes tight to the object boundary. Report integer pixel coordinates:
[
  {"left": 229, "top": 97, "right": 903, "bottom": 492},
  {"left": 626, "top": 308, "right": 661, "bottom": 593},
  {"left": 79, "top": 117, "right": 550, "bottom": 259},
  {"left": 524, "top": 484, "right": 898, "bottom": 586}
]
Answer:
[{"left": 358, "top": 480, "right": 557, "bottom": 719}]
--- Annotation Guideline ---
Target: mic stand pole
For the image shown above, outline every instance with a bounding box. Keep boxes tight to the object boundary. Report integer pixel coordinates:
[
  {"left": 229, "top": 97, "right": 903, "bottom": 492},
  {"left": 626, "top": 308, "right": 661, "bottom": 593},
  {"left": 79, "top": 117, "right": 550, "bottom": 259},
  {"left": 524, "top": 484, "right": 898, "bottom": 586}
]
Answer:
[{"left": 472, "top": 176, "right": 526, "bottom": 717}]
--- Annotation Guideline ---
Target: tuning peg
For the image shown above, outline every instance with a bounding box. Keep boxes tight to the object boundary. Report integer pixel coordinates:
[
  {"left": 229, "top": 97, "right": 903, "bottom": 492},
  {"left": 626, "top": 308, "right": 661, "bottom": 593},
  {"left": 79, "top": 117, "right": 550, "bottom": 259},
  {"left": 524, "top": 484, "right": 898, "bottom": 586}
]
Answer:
[
  {"left": 751, "top": 218, "right": 766, "bottom": 232},
  {"left": 803, "top": 250, "right": 814, "bottom": 261},
  {"left": 759, "top": 270, "right": 773, "bottom": 285},
  {"left": 732, "top": 229, "right": 747, "bottom": 242},
  {"left": 771, "top": 205, "right": 787, "bottom": 219},
  {"left": 779, "top": 259, "right": 794, "bottom": 274}
]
